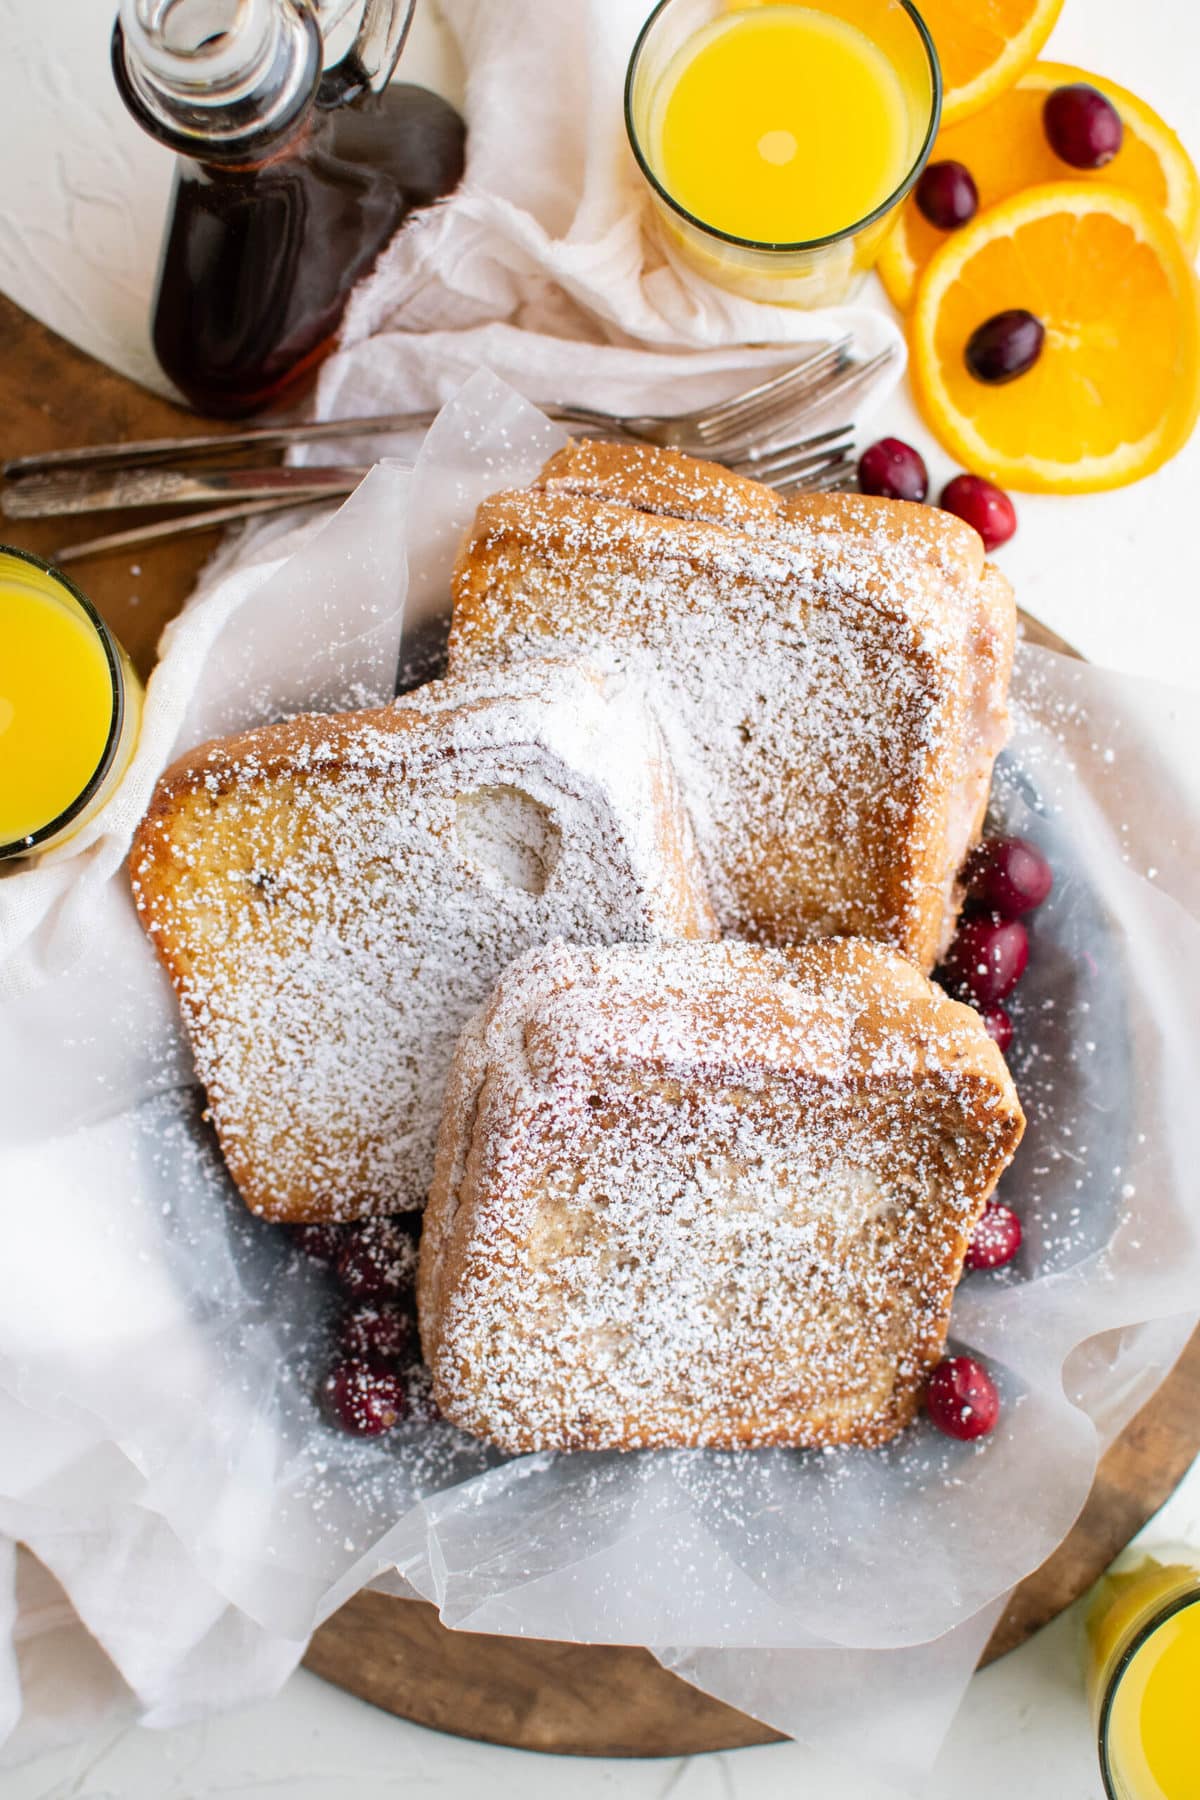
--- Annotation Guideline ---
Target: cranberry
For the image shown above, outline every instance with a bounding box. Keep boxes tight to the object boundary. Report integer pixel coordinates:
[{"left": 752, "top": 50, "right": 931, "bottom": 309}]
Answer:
[
  {"left": 925, "top": 1355, "right": 1000, "bottom": 1440},
  {"left": 286, "top": 1222, "right": 349, "bottom": 1264},
  {"left": 1043, "top": 83, "right": 1123, "bottom": 169},
  {"left": 964, "top": 1202, "right": 1023, "bottom": 1270},
  {"left": 940, "top": 913, "right": 1029, "bottom": 1006},
  {"left": 320, "top": 1359, "right": 407, "bottom": 1436},
  {"left": 915, "top": 159, "right": 979, "bottom": 230},
  {"left": 938, "top": 474, "right": 1017, "bottom": 551},
  {"left": 966, "top": 836, "right": 1053, "bottom": 917},
  {"left": 335, "top": 1217, "right": 420, "bottom": 1301},
  {"left": 965, "top": 309, "right": 1045, "bottom": 384},
  {"left": 858, "top": 436, "right": 929, "bottom": 502},
  {"left": 338, "top": 1301, "right": 415, "bottom": 1366},
  {"left": 981, "top": 1006, "right": 1014, "bottom": 1055}
]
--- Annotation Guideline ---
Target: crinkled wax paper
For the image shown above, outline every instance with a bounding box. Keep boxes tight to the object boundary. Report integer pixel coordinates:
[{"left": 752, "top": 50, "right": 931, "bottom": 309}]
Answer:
[{"left": 2, "top": 375, "right": 1198, "bottom": 1791}]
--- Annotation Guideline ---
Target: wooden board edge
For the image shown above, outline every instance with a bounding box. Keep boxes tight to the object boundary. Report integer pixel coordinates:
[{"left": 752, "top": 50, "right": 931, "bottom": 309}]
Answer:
[
  {"left": 303, "top": 1590, "right": 785, "bottom": 1755},
  {"left": 304, "top": 1324, "right": 1200, "bottom": 1753}
]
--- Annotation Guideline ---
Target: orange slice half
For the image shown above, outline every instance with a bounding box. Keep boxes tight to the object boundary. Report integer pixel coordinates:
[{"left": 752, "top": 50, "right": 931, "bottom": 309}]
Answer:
[
  {"left": 879, "top": 63, "right": 1200, "bottom": 309},
  {"left": 915, "top": 0, "right": 1064, "bottom": 129},
  {"left": 910, "top": 182, "right": 1200, "bottom": 493}
]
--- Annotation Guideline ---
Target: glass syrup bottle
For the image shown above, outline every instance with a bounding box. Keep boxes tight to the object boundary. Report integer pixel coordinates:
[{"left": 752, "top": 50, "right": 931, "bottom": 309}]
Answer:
[{"left": 113, "top": 0, "right": 465, "bottom": 417}]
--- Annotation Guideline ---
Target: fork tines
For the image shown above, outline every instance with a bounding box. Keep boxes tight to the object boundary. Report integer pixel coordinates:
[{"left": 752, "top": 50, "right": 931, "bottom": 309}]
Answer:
[{"left": 685, "top": 337, "right": 851, "bottom": 453}]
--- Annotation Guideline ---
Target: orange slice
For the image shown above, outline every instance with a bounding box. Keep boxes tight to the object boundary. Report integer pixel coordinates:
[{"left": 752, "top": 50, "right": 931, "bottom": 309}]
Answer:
[
  {"left": 909, "top": 182, "right": 1200, "bottom": 493},
  {"left": 879, "top": 63, "right": 1200, "bottom": 309},
  {"left": 916, "top": 0, "right": 1064, "bottom": 129}
]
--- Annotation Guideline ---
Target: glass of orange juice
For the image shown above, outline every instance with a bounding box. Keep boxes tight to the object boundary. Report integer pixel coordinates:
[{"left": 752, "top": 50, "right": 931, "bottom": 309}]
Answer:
[
  {"left": 625, "top": 0, "right": 941, "bottom": 307},
  {"left": 0, "top": 546, "right": 143, "bottom": 862},
  {"left": 1085, "top": 1546, "right": 1200, "bottom": 1799}
]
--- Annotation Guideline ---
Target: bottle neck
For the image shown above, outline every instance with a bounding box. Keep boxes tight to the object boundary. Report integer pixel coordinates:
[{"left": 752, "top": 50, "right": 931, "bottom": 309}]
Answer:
[{"left": 113, "top": 0, "right": 323, "bottom": 163}]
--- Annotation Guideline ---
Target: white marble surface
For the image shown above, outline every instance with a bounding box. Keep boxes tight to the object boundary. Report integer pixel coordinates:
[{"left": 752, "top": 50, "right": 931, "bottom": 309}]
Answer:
[{"left": 2, "top": 1, "right": 1200, "bottom": 1794}]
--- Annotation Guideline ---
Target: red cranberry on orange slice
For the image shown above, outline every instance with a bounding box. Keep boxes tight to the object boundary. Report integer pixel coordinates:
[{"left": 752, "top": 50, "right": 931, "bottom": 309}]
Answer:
[
  {"left": 966, "top": 309, "right": 1045, "bottom": 385},
  {"left": 1043, "top": 83, "right": 1123, "bottom": 169},
  {"left": 915, "top": 159, "right": 979, "bottom": 230}
]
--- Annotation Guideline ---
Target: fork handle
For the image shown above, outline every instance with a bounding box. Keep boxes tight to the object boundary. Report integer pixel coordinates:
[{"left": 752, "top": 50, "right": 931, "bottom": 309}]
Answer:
[
  {"left": 4, "top": 404, "right": 596, "bottom": 484},
  {"left": 53, "top": 495, "right": 329, "bottom": 564},
  {"left": 5, "top": 413, "right": 441, "bottom": 480},
  {"left": 4, "top": 462, "right": 374, "bottom": 518}
]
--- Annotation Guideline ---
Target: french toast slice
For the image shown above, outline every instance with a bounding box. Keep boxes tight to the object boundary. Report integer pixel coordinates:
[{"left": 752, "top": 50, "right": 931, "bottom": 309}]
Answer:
[
  {"left": 448, "top": 439, "right": 1016, "bottom": 970},
  {"left": 419, "top": 938, "right": 1025, "bottom": 1453},
  {"left": 130, "top": 660, "right": 715, "bottom": 1223}
]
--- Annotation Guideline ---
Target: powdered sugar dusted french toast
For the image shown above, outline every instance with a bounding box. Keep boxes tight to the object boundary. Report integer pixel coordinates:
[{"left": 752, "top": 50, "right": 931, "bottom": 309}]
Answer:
[
  {"left": 418, "top": 938, "right": 1025, "bottom": 1452},
  {"left": 130, "top": 659, "right": 715, "bottom": 1223},
  {"left": 449, "top": 440, "right": 1016, "bottom": 971}
]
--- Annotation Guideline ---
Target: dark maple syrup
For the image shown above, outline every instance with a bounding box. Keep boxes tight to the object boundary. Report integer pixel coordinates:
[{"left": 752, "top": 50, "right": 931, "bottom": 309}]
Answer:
[
  {"left": 113, "top": 1, "right": 465, "bottom": 417},
  {"left": 153, "top": 84, "right": 464, "bottom": 416}
]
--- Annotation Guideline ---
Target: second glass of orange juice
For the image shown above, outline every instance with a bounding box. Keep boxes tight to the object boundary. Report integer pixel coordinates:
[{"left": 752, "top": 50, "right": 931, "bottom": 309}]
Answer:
[
  {"left": 0, "top": 547, "right": 142, "bottom": 862},
  {"left": 625, "top": 0, "right": 941, "bottom": 307},
  {"left": 1085, "top": 1548, "right": 1200, "bottom": 1799}
]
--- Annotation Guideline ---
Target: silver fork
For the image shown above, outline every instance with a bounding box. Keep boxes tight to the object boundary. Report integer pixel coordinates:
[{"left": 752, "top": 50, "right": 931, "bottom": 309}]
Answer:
[
  {"left": 4, "top": 341, "right": 850, "bottom": 492},
  {"left": 552, "top": 336, "right": 854, "bottom": 452},
  {"left": 48, "top": 424, "right": 857, "bottom": 562},
  {"left": 15, "top": 420, "right": 855, "bottom": 520},
  {"left": 15, "top": 336, "right": 889, "bottom": 559},
  {"left": 6, "top": 338, "right": 894, "bottom": 496}
]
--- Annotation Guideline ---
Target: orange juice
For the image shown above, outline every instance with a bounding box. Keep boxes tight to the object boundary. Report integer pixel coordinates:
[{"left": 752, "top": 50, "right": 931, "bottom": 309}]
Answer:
[
  {"left": 652, "top": 7, "right": 912, "bottom": 244},
  {"left": 625, "top": 0, "right": 940, "bottom": 306},
  {"left": 0, "top": 549, "right": 139, "bottom": 856},
  {"left": 1086, "top": 1551, "right": 1200, "bottom": 1798}
]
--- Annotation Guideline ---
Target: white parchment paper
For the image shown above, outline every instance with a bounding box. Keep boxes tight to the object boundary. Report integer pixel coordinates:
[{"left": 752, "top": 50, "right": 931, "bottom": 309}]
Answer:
[{"left": 2, "top": 379, "right": 1199, "bottom": 1793}]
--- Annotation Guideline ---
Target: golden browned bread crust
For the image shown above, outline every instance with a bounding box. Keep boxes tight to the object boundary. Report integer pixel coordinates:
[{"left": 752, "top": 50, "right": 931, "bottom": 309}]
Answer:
[
  {"left": 448, "top": 440, "right": 1016, "bottom": 970},
  {"left": 130, "top": 659, "right": 715, "bottom": 1223},
  {"left": 418, "top": 938, "right": 1025, "bottom": 1453}
]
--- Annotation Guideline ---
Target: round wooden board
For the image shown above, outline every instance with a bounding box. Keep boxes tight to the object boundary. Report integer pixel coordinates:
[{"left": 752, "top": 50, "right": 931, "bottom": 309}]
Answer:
[{"left": 3, "top": 293, "right": 1198, "bottom": 1758}]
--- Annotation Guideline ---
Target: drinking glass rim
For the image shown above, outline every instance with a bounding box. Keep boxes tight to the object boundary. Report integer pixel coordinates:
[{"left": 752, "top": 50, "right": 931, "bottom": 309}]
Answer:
[
  {"left": 623, "top": 0, "right": 943, "bottom": 255},
  {"left": 0, "top": 544, "right": 127, "bottom": 861},
  {"left": 1097, "top": 1587, "right": 1200, "bottom": 1800}
]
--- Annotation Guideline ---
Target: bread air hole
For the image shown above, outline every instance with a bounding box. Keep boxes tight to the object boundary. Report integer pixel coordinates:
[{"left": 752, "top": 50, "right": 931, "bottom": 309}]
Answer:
[{"left": 454, "top": 784, "right": 562, "bottom": 896}]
